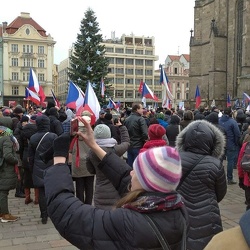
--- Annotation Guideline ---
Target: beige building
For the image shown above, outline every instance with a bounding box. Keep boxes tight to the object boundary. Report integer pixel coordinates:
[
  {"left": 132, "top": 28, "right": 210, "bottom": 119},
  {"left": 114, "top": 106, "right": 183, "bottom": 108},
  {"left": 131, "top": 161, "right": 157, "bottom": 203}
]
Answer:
[
  {"left": 189, "top": 0, "right": 250, "bottom": 109},
  {"left": 0, "top": 12, "right": 56, "bottom": 106}
]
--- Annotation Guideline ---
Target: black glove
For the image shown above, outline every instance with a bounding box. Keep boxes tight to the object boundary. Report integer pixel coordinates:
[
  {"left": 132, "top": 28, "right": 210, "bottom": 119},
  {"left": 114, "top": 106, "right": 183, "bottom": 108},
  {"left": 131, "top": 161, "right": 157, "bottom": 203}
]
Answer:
[
  {"left": 53, "top": 133, "right": 71, "bottom": 158},
  {"left": 239, "top": 178, "right": 245, "bottom": 190}
]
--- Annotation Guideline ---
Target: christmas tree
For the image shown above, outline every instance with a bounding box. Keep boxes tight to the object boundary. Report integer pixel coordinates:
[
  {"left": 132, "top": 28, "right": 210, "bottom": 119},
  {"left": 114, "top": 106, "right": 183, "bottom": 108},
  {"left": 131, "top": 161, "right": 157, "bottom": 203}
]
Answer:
[{"left": 68, "top": 8, "right": 110, "bottom": 106}]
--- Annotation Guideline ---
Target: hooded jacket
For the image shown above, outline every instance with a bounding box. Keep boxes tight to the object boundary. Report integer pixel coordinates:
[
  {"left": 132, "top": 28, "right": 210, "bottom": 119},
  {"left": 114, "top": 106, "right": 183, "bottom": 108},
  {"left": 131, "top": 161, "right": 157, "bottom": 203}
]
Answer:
[
  {"left": 28, "top": 115, "right": 57, "bottom": 187},
  {"left": 176, "top": 119, "right": 227, "bottom": 250},
  {"left": 44, "top": 151, "right": 188, "bottom": 250}
]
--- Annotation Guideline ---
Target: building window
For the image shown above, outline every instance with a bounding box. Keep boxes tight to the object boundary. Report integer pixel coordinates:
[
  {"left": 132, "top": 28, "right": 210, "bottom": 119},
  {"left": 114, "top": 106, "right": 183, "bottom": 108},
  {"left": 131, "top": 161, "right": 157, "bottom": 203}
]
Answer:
[
  {"left": 26, "top": 28, "right": 30, "bottom": 35},
  {"left": 126, "top": 59, "right": 133, "bottom": 65},
  {"left": 116, "top": 68, "right": 124, "bottom": 74},
  {"left": 135, "top": 59, "right": 143, "bottom": 65},
  {"left": 177, "top": 82, "right": 180, "bottom": 88},
  {"left": 11, "top": 58, "right": 18, "bottom": 67},
  {"left": 38, "top": 46, "right": 44, "bottom": 54},
  {"left": 126, "top": 78, "right": 133, "bottom": 84},
  {"left": 125, "top": 90, "right": 133, "bottom": 98},
  {"left": 38, "top": 73, "right": 45, "bottom": 81},
  {"left": 23, "top": 72, "right": 29, "bottom": 81},
  {"left": 116, "top": 78, "right": 123, "bottom": 84},
  {"left": 145, "top": 60, "right": 153, "bottom": 66},
  {"left": 176, "top": 92, "right": 180, "bottom": 99},
  {"left": 145, "top": 69, "right": 152, "bottom": 75},
  {"left": 185, "top": 92, "right": 189, "bottom": 100},
  {"left": 38, "top": 59, "right": 45, "bottom": 68},
  {"left": 12, "top": 86, "right": 19, "bottom": 95},
  {"left": 23, "top": 45, "right": 33, "bottom": 53},
  {"left": 155, "top": 91, "right": 162, "bottom": 99},
  {"left": 145, "top": 50, "right": 153, "bottom": 55},
  {"left": 115, "top": 90, "right": 124, "bottom": 97},
  {"left": 108, "top": 58, "right": 114, "bottom": 64},
  {"left": 23, "top": 58, "right": 33, "bottom": 67},
  {"left": 11, "top": 44, "right": 18, "bottom": 53},
  {"left": 108, "top": 68, "right": 114, "bottom": 73},
  {"left": 135, "top": 69, "right": 143, "bottom": 75},
  {"left": 12, "top": 72, "right": 19, "bottom": 81},
  {"left": 186, "top": 82, "right": 189, "bottom": 88},
  {"left": 116, "top": 58, "right": 124, "bottom": 64},
  {"left": 115, "top": 48, "right": 124, "bottom": 53},
  {"left": 106, "top": 47, "right": 114, "bottom": 53},
  {"left": 126, "top": 69, "right": 133, "bottom": 75},
  {"left": 135, "top": 50, "right": 143, "bottom": 55},
  {"left": 174, "top": 67, "right": 178, "bottom": 74},
  {"left": 146, "top": 79, "right": 152, "bottom": 85},
  {"left": 126, "top": 49, "right": 133, "bottom": 54}
]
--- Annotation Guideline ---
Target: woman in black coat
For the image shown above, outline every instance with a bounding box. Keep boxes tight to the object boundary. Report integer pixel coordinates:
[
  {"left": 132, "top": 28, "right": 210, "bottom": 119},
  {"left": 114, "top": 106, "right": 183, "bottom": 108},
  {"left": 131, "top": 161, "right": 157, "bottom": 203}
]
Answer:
[
  {"left": 176, "top": 119, "right": 227, "bottom": 250},
  {"left": 44, "top": 118, "right": 189, "bottom": 250}
]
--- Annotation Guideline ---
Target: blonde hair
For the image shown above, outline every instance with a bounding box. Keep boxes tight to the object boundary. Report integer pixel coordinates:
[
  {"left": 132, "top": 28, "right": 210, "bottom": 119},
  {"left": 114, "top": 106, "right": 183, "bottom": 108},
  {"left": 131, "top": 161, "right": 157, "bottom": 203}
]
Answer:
[{"left": 115, "top": 189, "right": 145, "bottom": 208}]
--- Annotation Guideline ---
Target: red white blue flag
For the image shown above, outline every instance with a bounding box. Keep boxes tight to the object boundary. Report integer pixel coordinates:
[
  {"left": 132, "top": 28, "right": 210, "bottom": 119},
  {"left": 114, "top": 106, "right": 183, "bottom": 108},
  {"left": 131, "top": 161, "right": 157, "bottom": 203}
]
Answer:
[
  {"left": 25, "top": 87, "right": 40, "bottom": 106},
  {"left": 51, "top": 89, "right": 60, "bottom": 108},
  {"left": 28, "top": 68, "right": 46, "bottom": 103},
  {"left": 159, "top": 64, "right": 173, "bottom": 100},
  {"left": 195, "top": 85, "right": 201, "bottom": 109},
  {"left": 65, "top": 81, "right": 84, "bottom": 112},
  {"left": 107, "top": 99, "right": 117, "bottom": 109},
  {"left": 142, "top": 82, "right": 159, "bottom": 101}
]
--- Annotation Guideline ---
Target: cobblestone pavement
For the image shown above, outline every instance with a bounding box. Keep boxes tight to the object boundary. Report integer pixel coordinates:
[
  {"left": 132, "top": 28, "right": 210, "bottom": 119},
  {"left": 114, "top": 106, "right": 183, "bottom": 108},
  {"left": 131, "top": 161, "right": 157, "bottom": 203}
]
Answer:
[{"left": 0, "top": 169, "right": 246, "bottom": 249}]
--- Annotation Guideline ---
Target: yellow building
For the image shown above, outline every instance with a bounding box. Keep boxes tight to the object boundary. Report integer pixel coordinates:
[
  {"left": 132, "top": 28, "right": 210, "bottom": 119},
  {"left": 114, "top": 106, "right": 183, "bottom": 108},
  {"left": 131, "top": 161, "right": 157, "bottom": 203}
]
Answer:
[{"left": 0, "top": 12, "right": 56, "bottom": 106}]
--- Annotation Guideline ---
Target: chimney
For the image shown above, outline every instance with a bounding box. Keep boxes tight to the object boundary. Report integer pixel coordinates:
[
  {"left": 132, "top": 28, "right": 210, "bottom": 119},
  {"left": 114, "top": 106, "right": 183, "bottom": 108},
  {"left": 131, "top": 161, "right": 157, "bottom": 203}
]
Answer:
[
  {"left": 20, "top": 12, "right": 30, "bottom": 18},
  {"left": 2, "top": 22, "right": 7, "bottom": 33}
]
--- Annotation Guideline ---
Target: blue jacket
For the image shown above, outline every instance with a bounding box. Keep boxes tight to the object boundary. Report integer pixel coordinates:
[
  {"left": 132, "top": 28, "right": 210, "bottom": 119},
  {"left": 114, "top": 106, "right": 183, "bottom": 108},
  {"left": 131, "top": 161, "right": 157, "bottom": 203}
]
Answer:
[{"left": 219, "top": 115, "right": 241, "bottom": 149}]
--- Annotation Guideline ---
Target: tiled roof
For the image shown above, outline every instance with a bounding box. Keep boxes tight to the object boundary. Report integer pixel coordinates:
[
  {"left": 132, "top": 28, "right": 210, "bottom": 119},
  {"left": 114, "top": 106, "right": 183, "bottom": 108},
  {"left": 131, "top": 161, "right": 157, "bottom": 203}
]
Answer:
[
  {"left": 182, "top": 54, "right": 190, "bottom": 62},
  {"left": 5, "top": 14, "right": 47, "bottom": 37},
  {"left": 168, "top": 55, "right": 180, "bottom": 61}
]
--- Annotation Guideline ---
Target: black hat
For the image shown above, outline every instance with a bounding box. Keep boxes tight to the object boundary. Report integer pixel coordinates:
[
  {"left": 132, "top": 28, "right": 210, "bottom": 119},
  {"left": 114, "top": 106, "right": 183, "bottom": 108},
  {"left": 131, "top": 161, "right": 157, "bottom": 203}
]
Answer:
[
  {"left": 20, "top": 116, "right": 29, "bottom": 123},
  {"left": 49, "top": 107, "right": 58, "bottom": 116},
  {"left": 13, "top": 107, "right": 23, "bottom": 114}
]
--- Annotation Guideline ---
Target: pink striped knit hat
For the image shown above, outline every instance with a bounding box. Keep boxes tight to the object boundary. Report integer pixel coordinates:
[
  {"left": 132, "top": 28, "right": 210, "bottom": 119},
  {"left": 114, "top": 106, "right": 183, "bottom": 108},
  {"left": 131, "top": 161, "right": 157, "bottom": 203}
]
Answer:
[{"left": 133, "top": 146, "right": 182, "bottom": 192}]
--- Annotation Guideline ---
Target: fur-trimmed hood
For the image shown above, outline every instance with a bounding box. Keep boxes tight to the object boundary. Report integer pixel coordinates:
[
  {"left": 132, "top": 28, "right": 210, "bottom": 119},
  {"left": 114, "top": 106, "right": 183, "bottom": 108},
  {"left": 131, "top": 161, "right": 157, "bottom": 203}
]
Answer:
[{"left": 176, "top": 119, "right": 225, "bottom": 159}]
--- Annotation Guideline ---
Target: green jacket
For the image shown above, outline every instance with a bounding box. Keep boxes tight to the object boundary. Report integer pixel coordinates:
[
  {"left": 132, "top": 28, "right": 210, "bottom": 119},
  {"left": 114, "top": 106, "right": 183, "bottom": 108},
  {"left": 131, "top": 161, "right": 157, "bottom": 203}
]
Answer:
[{"left": 0, "top": 136, "right": 18, "bottom": 191}]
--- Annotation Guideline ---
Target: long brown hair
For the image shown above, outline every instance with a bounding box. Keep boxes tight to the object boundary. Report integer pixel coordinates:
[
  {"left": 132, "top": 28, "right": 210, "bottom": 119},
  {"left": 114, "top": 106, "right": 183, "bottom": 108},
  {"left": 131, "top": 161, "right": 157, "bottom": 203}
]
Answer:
[{"left": 115, "top": 189, "right": 145, "bottom": 208}]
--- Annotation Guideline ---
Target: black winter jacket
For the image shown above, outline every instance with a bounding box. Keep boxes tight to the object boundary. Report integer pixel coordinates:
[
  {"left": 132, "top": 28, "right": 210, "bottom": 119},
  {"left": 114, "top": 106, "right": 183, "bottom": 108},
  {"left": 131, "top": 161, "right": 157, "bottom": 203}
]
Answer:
[
  {"left": 44, "top": 151, "right": 188, "bottom": 250},
  {"left": 176, "top": 119, "right": 227, "bottom": 250},
  {"left": 28, "top": 115, "right": 57, "bottom": 187},
  {"left": 124, "top": 112, "right": 148, "bottom": 148}
]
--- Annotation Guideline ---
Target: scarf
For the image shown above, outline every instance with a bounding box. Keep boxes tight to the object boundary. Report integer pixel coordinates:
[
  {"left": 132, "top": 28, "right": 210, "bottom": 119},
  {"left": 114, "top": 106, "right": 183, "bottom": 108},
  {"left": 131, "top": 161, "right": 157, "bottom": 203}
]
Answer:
[
  {"left": 123, "top": 192, "right": 184, "bottom": 213},
  {"left": 96, "top": 138, "right": 117, "bottom": 147}
]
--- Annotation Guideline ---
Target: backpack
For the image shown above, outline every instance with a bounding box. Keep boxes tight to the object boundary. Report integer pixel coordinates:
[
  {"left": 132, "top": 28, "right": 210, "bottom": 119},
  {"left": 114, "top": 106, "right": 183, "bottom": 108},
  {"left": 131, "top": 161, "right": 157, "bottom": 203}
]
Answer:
[{"left": 240, "top": 142, "right": 250, "bottom": 172}]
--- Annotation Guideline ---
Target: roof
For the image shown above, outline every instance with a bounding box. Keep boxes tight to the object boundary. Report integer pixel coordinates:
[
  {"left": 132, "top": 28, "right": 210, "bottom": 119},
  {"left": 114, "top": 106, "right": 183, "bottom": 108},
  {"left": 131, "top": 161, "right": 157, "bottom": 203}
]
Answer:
[
  {"left": 168, "top": 55, "right": 180, "bottom": 61},
  {"left": 182, "top": 54, "right": 190, "bottom": 62},
  {"left": 5, "top": 12, "right": 47, "bottom": 37}
]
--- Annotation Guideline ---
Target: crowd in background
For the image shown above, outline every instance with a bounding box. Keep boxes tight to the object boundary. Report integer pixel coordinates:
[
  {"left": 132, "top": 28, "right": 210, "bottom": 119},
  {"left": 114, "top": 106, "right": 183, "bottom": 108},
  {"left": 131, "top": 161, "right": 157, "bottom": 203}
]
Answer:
[{"left": 0, "top": 101, "right": 250, "bottom": 249}]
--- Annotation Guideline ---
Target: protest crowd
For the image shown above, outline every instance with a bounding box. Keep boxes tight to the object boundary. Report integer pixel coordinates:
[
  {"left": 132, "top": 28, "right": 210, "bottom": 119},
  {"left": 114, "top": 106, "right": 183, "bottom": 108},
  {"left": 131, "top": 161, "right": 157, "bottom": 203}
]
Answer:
[{"left": 0, "top": 101, "right": 250, "bottom": 250}]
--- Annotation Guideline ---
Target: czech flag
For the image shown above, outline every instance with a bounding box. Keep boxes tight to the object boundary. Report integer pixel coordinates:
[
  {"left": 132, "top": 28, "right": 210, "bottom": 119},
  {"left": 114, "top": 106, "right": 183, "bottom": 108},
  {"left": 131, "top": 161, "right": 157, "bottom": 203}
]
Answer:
[
  {"left": 142, "top": 82, "right": 159, "bottom": 101},
  {"left": 227, "top": 93, "right": 231, "bottom": 107},
  {"left": 28, "top": 68, "right": 46, "bottom": 103},
  {"left": 195, "top": 85, "right": 201, "bottom": 109},
  {"left": 65, "top": 81, "right": 84, "bottom": 112},
  {"left": 159, "top": 64, "right": 173, "bottom": 100},
  {"left": 81, "top": 81, "right": 101, "bottom": 125},
  {"left": 25, "top": 87, "right": 40, "bottom": 106},
  {"left": 107, "top": 98, "right": 117, "bottom": 109},
  {"left": 51, "top": 89, "right": 60, "bottom": 108}
]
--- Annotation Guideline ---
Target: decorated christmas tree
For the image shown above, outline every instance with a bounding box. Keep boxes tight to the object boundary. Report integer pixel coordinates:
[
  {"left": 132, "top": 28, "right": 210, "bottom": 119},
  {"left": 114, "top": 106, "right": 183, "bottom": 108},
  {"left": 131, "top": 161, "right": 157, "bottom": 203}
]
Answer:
[{"left": 68, "top": 8, "right": 110, "bottom": 106}]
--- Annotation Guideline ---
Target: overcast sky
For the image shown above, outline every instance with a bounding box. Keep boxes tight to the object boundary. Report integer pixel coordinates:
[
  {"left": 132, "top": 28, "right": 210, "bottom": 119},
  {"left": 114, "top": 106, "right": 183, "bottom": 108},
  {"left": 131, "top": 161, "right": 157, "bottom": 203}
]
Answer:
[{"left": 2, "top": 1, "right": 195, "bottom": 66}]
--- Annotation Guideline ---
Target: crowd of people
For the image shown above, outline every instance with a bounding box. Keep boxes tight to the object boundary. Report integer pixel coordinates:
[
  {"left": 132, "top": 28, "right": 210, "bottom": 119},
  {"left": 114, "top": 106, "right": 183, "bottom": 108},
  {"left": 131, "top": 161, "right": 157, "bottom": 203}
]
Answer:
[{"left": 0, "top": 101, "right": 249, "bottom": 249}]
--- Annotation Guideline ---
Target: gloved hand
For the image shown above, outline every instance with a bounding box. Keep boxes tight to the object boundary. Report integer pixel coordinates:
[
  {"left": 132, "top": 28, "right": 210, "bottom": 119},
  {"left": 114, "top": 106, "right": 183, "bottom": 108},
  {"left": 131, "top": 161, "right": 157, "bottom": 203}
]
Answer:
[
  {"left": 40, "top": 145, "right": 54, "bottom": 164},
  {"left": 239, "top": 178, "right": 245, "bottom": 190},
  {"left": 53, "top": 133, "right": 71, "bottom": 158}
]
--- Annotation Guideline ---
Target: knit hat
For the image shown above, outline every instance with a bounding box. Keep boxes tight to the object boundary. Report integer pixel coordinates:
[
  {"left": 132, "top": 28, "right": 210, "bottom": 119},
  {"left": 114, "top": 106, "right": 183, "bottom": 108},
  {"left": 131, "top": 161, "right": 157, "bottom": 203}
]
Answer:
[
  {"left": 2, "top": 108, "right": 11, "bottom": 116},
  {"left": 13, "top": 106, "right": 23, "bottom": 114},
  {"left": 29, "top": 115, "right": 37, "bottom": 124},
  {"left": 20, "top": 116, "right": 29, "bottom": 123},
  {"left": 133, "top": 146, "right": 182, "bottom": 192},
  {"left": 49, "top": 107, "right": 58, "bottom": 116},
  {"left": 148, "top": 124, "right": 166, "bottom": 140},
  {"left": 104, "top": 113, "right": 113, "bottom": 121},
  {"left": 94, "top": 124, "right": 111, "bottom": 139},
  {"left": 79, "top": 111, "right": 91, "bottom": 127}
]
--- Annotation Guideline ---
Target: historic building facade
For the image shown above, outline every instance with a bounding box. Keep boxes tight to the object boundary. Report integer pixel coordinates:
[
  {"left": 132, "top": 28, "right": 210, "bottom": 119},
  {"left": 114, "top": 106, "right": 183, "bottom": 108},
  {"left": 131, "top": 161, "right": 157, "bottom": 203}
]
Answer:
[
  {"left": 189, "top": 0, "right": 250, "bottom": 108},
  {"left": 0, "top": 12, "right": 56, "bottom": 106}
]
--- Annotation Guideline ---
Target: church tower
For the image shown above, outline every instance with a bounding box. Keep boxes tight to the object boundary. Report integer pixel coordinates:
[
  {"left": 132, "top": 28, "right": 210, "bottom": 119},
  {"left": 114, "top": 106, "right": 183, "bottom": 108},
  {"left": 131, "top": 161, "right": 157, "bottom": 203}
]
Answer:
[{"left": 189, "top": 0, "right": 250, "bottom": 108}]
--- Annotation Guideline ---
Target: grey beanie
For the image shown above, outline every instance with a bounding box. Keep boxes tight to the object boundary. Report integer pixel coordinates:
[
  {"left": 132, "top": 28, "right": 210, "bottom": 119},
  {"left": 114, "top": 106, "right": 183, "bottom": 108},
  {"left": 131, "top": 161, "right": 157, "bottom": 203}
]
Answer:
[{"left": 94, "top": 124, "right": 111, "bottom": 139}]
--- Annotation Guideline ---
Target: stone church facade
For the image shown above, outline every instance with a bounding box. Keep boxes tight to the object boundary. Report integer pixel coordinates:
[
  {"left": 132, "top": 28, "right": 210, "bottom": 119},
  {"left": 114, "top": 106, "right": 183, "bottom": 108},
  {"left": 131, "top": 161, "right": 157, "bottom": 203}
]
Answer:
[{"left": 189, "top": 0, "right": 250, "bottom": 109}]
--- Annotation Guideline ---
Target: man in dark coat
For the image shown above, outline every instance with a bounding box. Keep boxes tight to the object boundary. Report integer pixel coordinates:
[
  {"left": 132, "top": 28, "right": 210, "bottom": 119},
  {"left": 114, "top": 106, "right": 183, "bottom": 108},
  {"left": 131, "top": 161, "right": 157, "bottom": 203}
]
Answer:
[{"left": 28, "top": 115, "right": 57, "bottom": 224}]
